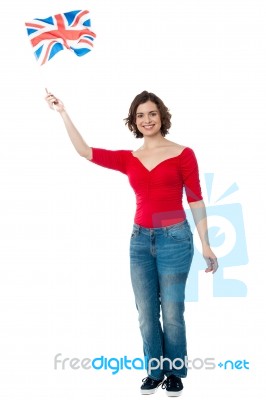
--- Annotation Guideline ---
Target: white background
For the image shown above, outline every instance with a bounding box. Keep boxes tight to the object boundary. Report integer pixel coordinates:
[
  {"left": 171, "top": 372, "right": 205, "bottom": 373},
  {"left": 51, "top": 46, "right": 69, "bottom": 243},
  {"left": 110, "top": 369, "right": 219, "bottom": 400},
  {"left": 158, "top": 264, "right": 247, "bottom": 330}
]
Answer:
[{"left": 0, "top": 0, "right": 265, "bottom": 399}]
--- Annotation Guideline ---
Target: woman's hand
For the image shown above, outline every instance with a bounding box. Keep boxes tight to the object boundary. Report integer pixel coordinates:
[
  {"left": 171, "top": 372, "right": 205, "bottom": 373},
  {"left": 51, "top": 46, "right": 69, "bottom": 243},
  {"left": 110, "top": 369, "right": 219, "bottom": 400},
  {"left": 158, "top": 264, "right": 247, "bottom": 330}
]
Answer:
[
  {"left": 202, "top": 246, "right": 218, "bottom": 274},
  {"left": 45, "top": 91, "right": 65, "bottom": 113}
]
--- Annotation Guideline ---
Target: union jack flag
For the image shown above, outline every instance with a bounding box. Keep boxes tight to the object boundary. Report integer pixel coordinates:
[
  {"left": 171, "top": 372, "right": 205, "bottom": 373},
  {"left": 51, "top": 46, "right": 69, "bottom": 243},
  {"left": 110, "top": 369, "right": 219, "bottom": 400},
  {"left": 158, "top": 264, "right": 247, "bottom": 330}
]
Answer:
[{"left": 25, "top": 10, "right": 96, "bottom": 65}]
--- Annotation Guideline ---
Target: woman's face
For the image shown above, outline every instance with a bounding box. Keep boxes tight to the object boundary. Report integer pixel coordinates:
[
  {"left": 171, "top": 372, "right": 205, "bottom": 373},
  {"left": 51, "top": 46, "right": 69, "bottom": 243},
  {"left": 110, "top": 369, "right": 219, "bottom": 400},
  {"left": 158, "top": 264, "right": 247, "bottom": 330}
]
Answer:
[{"left": 135, "top": 101, "right": 162, "bottom": 137}]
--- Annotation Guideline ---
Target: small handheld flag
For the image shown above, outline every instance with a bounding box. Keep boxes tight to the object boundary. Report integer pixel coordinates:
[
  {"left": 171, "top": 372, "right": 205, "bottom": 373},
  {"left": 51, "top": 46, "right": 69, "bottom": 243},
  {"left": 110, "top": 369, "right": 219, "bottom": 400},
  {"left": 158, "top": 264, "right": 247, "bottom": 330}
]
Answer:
[{"left": 25, "top": 10, "right": 96, "bottom": 65}]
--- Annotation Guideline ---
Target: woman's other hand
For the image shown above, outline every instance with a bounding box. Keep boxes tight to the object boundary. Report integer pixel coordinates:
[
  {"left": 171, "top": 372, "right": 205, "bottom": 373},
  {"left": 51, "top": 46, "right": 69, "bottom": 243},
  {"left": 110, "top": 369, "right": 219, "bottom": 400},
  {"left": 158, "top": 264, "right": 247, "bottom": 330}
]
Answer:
[{"left": 203, "top": 246, "right": 218, "bottom": 274}]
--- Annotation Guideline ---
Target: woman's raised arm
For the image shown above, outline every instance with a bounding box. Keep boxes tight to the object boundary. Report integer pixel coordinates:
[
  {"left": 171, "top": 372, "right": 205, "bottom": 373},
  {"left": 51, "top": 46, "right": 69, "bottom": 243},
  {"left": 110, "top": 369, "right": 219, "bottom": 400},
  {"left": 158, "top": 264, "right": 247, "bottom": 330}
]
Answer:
[{"left": 45, "top": 91, "right": 92, "bottom": 160}]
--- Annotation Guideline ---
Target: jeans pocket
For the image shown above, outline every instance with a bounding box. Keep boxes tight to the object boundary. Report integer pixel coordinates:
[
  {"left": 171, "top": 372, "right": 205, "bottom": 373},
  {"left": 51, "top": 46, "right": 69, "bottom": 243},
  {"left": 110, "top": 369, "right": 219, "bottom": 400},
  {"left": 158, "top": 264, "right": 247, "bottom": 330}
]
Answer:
[
  {"left": 167, "top": 224, "right": 192, "bottom": 242},
  {"left": 130, "top": 228, "right": 140, "bottom": 239}
]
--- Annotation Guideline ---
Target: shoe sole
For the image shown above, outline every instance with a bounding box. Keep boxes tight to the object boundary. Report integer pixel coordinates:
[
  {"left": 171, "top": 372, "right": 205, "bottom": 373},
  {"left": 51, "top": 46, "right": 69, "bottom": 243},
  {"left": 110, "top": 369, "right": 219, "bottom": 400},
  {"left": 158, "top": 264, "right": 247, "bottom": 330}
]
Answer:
[
  {"left": 140, "top": 383, "right": 163, "bottom": 395},
  {"left": 165, "top": 389, "right": 183, "bottom": 397}
]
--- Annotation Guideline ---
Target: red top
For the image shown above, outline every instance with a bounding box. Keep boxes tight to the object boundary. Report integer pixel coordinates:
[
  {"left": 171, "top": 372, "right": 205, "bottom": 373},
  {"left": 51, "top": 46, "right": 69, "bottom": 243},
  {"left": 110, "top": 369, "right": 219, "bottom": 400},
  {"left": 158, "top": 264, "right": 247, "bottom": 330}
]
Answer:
[{"left": 89, "top": 147, "right": 203, "bottom": 228}]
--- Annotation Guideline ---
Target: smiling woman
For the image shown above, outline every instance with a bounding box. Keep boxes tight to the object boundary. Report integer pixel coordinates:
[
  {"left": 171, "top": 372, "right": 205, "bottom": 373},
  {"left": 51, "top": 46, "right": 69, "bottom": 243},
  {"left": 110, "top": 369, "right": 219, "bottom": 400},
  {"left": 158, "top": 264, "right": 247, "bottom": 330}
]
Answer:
[
  {"left": 124, "top": 91, "right": 172, "bottom": 138},
  {"left": 136, "top": 102, "right": 161, "bottom": 136},
  {"left": 45, "top": 89, "right": 218, "bottom": 396}
]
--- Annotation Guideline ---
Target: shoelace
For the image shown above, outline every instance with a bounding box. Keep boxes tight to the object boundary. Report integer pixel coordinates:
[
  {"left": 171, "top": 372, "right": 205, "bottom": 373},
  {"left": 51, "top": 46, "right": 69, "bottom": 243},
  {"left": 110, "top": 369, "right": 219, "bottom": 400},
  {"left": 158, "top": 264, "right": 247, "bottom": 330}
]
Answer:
[
  {"left": 162, "top": 375, "right": 182, "bottom": 390},
  {"left": 142, "top": 377, "right": 159, "bottom": 385}
]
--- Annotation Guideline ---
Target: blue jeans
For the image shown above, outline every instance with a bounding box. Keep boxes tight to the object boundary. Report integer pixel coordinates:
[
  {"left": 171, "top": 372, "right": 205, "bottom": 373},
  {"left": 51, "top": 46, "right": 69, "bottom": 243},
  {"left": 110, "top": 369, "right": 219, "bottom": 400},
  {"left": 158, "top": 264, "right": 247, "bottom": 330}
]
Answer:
[{"left": 130, "top": 219, "right": 194, "bottom": 380}]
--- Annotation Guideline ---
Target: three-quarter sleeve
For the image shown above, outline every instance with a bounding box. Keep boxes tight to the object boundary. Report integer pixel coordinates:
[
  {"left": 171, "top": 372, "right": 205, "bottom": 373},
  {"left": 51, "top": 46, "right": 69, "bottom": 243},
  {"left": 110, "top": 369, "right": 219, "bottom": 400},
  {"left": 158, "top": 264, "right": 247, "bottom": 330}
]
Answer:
[
  {"left": 89, "top": 148, "right": 130, "bottom": 175},
  {"left": 180, "top": 147, "right": 203, "bottom": 203}
]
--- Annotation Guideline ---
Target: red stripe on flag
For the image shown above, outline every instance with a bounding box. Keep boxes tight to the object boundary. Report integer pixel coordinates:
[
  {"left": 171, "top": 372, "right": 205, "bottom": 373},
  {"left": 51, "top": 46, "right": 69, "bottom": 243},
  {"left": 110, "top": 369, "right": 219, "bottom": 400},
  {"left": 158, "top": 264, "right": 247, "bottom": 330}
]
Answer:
[
  {"left": 31, "top": 28, "right": 96, "bottom": 46},
  {"left": 42, "top": 40, "right": 58, "bottom": 65},
  {"left": 25, "top": 22, "right": 44, "bottom": 29},
  {"left": 79, "top": 38, "right": 94, "bottom": 47},
  {"left": 55, "top": 14, "right": 66, "bottom": 31},
  {"left": 72, "top": 10, "right": 89, "bottom": 27}
]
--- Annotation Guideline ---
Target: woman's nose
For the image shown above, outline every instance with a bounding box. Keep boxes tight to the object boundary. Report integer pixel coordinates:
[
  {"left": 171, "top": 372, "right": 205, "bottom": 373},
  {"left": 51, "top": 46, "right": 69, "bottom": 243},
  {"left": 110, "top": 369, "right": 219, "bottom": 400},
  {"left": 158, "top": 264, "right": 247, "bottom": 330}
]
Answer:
[{"left": 144, "top": 114, "right": 151, "bottom": 123}]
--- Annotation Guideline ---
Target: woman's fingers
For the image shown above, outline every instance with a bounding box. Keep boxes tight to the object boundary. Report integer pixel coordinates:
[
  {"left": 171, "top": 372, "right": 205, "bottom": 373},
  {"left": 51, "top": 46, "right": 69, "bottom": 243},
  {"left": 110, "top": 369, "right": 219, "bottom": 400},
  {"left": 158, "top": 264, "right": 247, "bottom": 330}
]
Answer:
[
  {"left": 204, "top": 257, "right": 219, "bottom": 274},
  {"left": 45, "top": 93, "right": 64, "bottom": 111},
  {"left": 46, "top": 93, "right": 58, "bottom": 104}
]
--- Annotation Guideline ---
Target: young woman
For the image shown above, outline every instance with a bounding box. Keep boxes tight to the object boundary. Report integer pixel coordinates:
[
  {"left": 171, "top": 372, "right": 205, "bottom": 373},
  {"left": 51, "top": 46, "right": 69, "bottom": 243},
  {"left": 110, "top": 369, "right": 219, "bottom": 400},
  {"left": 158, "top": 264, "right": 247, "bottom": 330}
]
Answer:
[{"left": 45, "top": 90, "right": 218, "bottom": 397}]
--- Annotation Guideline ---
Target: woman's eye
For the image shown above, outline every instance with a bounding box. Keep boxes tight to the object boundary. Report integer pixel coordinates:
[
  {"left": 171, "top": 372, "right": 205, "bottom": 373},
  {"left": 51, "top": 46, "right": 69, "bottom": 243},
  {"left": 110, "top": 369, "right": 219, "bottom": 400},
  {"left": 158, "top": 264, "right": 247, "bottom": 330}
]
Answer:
[{"left": 151, "top": 112, "right": 157, "bottom": 117}]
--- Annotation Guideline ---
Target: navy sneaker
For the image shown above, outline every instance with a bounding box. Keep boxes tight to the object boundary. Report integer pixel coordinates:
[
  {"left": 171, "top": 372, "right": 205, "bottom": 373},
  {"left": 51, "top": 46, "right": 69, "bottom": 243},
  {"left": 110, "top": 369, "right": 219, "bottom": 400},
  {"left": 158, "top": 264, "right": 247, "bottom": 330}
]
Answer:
[
  {"left": 162, "top": 375, "right": 183, "bottom": 397},
  {"left": 140, "top": 376, "right": 164, "bottom": 395}
]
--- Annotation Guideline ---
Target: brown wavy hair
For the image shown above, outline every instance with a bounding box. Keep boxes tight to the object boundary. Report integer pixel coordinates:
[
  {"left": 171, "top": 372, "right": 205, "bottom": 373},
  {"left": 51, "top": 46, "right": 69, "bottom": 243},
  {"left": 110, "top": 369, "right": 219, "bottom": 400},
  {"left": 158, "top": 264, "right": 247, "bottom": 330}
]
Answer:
[{"left": 124, "top": 91, "right": 172, "bottom": 138}]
